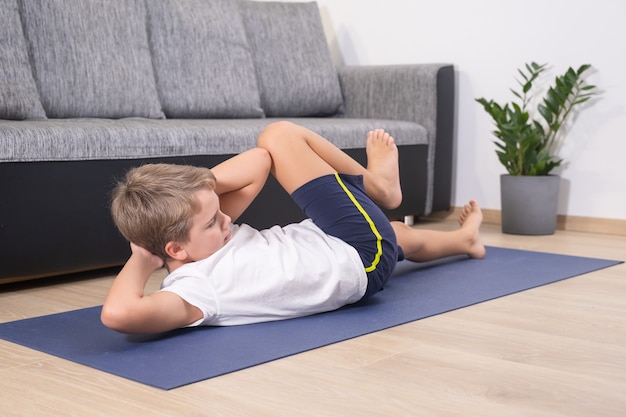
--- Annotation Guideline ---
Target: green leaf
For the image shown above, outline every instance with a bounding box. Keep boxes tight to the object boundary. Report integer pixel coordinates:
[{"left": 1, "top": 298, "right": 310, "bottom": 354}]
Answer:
[
  {"left": 577, "top": 64, "right": 592, "bottom": 75},
  {"left": 537, "top": 103, "right": 553, "bottom": 124},
  {"left": 522, "top": 81, "right": 533, "bottom": 94},
  {"left": 518, "top": 68, "right": 530, "bottom": 82}
]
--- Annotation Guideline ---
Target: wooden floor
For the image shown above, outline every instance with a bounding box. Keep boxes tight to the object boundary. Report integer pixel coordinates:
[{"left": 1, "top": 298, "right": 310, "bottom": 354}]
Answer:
[{"left": 1, "top": 221, "right": 625, "bottom": 416}]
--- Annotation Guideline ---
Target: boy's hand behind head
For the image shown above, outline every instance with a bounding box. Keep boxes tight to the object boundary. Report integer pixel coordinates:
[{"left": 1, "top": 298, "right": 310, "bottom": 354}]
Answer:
[{"left": 130, "top": 242, "right": 164, "bottom": 270}]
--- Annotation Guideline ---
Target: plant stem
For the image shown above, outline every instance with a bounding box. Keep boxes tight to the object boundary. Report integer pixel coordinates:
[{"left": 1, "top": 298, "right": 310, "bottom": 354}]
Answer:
[{"left": 545, "top": 82, "right": 581, "bottom": 153}]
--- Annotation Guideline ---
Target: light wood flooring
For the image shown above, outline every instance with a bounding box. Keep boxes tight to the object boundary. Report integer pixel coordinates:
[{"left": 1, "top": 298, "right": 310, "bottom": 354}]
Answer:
[{"left": 1, "top": 221, "right": 625, "bottom": 416}]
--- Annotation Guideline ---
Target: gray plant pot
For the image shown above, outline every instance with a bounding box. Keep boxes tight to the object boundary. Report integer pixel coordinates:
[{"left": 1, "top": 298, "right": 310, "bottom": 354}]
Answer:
[{"left": 500, "top": 174, "right": 560, "bottom": 235}]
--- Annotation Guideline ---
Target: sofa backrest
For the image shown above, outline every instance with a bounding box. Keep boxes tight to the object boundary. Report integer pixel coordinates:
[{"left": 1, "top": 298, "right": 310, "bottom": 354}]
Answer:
[
  {"left": 20, "top": 0, "right": 165, "bottom": 119},
  {"left": 145, "top": 0, "right": 264, "bottom": 119},
  {"left": 0, "top": 0, "right": 342, "bottom": 121},
  {"left": 0, "top": 0, "right": 46, "bottom": 120},
  {"left": 239, "top": 1, "right": 343, "bottom": 117}
]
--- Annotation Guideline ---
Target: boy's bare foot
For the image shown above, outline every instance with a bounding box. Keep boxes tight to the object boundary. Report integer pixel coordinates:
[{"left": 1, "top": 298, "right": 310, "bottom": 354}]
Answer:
[
  {"left": 458, "top": 200, "right": 486, "bottom": 259},
  {"left": 365, "top": 129, "right": 403, "bottom": 209}
]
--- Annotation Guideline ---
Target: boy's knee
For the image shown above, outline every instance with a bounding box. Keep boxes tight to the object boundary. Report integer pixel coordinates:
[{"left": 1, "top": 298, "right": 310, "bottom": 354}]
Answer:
[{"left": 257, "top": 121, "right": 296, "bottom": 148}]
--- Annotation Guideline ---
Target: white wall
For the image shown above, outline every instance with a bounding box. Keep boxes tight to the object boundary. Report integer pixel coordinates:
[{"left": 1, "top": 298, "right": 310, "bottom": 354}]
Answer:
[{"left": 267, "top": 0, "right": 626, "bottom": 220}]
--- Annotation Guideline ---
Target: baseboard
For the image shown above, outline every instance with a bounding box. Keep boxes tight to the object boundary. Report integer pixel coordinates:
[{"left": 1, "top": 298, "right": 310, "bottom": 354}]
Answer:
[{"left": 425, "top": 207, "right": 626, "bottom": 236}]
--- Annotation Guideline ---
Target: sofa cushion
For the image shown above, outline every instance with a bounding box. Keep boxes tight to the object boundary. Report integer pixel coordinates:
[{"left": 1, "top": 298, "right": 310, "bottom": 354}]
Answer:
[
  {"left": 0, "top": 118, "right": 427, "bottom": 162},
  {"left": 20, "top": 0, "right": 164, "bottom": 119},
  {"left": 146, "top": 0, "right": 263, "bottom": 119},
  {"left": 0, "top": 0, "right": 46, "bottom": 120},
  {"left": 240, "top": 1, "right": 343, "bottom": 117}
]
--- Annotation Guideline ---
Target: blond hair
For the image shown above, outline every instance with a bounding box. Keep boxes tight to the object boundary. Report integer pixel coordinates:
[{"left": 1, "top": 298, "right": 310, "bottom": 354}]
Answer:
[{"left": 111, "top": 164, "right": 216, "bottom": 260}]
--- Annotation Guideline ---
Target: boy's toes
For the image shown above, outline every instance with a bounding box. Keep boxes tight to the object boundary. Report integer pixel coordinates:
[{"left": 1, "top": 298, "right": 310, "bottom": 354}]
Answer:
[{"left": 368, "top": 129, "right": 395, "bottom": 147}]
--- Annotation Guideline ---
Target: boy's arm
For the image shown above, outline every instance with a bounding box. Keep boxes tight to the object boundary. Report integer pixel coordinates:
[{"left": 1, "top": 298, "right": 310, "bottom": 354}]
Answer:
[
  {"left": 101, "top": 243, "right": 203, "bottom": 334},
  {"left": 211, "top": 148, "right": 271, "bottom": 222}
]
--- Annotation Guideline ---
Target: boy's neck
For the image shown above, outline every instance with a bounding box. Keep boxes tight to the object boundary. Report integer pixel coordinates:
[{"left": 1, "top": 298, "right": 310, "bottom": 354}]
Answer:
[{"left": 165, "top": 259, "right": 188, "bottom": 273}]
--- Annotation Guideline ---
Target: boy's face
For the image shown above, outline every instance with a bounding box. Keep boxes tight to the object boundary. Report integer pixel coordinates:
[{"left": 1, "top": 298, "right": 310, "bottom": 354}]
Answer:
[{"left": 179, "top": 188, "right": 232, "bottom": 262}]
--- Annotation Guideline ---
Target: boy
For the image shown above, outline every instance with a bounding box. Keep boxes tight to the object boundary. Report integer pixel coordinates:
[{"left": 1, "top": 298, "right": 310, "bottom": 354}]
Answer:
[{"left": 102, "top": 121, "right": 485, "bottom": 334}]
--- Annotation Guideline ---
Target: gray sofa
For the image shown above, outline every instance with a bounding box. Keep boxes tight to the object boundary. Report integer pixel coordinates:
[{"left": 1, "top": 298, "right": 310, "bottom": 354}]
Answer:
[{"left": 0, "top": 0, "right": 455, "bottom": 284}]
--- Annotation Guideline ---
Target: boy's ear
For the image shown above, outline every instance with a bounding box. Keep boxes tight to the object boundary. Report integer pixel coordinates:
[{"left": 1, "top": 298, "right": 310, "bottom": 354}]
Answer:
[{"left": 164, "top": 241, "right": 188, "bottom": 261}]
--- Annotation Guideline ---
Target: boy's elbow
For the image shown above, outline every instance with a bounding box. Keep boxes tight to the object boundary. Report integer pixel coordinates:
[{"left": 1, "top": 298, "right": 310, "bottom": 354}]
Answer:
[{"left": 101, "top": 304, "right": 135, "bottom": 334}]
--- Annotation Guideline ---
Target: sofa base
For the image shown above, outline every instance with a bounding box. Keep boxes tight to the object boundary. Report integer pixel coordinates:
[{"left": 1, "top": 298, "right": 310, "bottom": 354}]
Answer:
[{"left": 0, "top": 144, "right": 429, "bottom": 283}]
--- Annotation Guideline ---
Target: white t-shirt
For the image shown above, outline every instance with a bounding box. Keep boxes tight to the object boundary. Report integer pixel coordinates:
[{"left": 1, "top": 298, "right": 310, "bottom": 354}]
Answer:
[{"left": 160, "top": 219, "right": 368, "bottom": 326}]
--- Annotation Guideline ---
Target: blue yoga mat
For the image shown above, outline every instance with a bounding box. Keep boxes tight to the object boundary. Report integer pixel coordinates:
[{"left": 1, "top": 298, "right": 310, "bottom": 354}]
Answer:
[{"left": 0, "top": 247, "right": 621, "bottom": 390}]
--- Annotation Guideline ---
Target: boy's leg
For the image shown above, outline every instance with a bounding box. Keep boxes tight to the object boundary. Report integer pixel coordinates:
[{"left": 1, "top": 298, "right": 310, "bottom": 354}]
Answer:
[
  {"left": 391, "top": 200, "right": 486, "bottom": 262},
  {"left": 256, "top": 121, "right": 486, "bottom": 265},
  {"left": 256, "top": 121, "right": 402, "bottom": 209},
  {"left": 257, "top": 121, "right": 404, "bottom": 298}
]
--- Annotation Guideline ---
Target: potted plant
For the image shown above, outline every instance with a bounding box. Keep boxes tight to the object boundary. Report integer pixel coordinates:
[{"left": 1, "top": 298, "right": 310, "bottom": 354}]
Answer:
[{"left": 476, "top": 62, "right": 597, "bottom": 235}]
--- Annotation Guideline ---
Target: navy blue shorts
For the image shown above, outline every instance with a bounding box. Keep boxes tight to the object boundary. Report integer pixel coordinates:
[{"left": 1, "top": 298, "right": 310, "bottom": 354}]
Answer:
[{"left": 291, "top": 173, "right": 404, "bottom": 298}]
